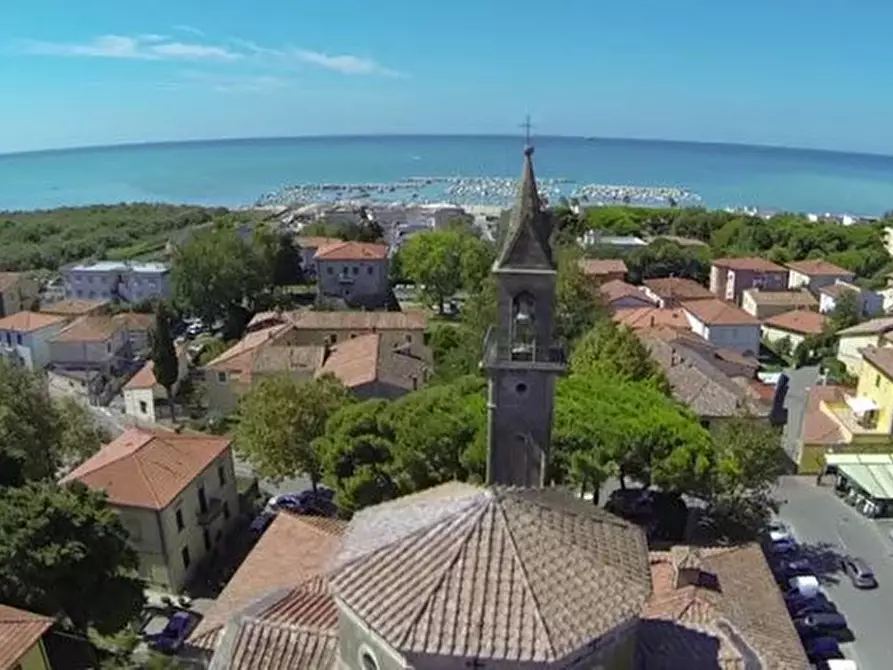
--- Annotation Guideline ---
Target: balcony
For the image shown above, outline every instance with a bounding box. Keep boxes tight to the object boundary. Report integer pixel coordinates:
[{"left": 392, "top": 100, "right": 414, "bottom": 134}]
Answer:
[
  {"left": 196, "top": 497, "right": 225, "bottom": 526},
  {"left": 481, "top": 326, "right": 566, "bottom": 373},
  {"left": 822, "top": 395, "right": 889, "bottom": 441},
  {"left": 337, "top": 273, "right": 355, "bottom": 285}
]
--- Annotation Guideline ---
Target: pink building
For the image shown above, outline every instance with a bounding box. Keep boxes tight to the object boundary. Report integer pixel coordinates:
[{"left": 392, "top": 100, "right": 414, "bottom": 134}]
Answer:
[{"left": 709, "top": 257, "right": 788, "bottom": 304}]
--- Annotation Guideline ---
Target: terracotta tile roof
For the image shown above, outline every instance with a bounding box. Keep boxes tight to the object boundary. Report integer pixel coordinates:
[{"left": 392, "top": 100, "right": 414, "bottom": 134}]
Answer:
[
  {"left": 330, "top": 484, "right": 651, "bottom": 662},
  {"left": 61, "top": 428, "right": 231, "bottom": 510},
  {"left": 838, "top": 316, "right": 893, "bottom": 336},
  {"left": 246, "top": 311, "right": 285, "bottom": 331},
  {"left": 638, "top": 326, "right": 759, "bottom": 372},
  {"left": 204, "top": 323, "right": 325, "bottom": 383},
  {"left": 599, "top": 279, "right": 654, "bottom": 305},
  {"left": 0, "top": 272, "right": 27, "bottom": 293},
  {"left": 316, "top": 333, "right": 431, "bottom": 392},
  {"left": 112, "top": 312, "right": 155, "bottom": 331},
  {"left": 801, "top": 385, "right": 847, "bottom": 445},
  {"left": 640, "top": 544, "right": 811, "bottom": 669},
  {"left": 286, "top": 309, "right": 428, "bottom": 332},
  {"left": 49, "top": 315, "right": 120, "bottom": 343},
  {"left": 314, "top": 241, "right": 388, "bottom": 261},
  {"left": 712, "top": 257, "right": 786, "bottom": 272},
  {"left": 39, "top": 299, "right": 109, "bottom": 317},
  {"left": 682, "top": 299, "right": 759, "bottom": 326},
  {"left": 209, "top": 576, "right": 338, "bottom": 670},
  {"left": 251, "top": 345, "right": 326, "bottom": 377},
  {"left": 786, "top": 259, "right": 855, "bottom": 277},
  {"left": 762, "top": 309, "right": 828, "bottom": 336},
  {"left": 295, "top": 236, "right": 342, "bottom": 250},
  {"left": 613, "top": 307, "right": 692, "bottom": 331},
  {"left": 578, "top": 258, "right": 628, "bottom": 277},
  {"left": 124, "top": 360, "right": 157, "bottom": 390},
  {"left": 0, "top": 604, "right": 54, "bottom": 669},
  {"left": 861, "top": 346, "right": 893, "bottom": 380},
  {"left": 742, "top": 288, "right": 818, "bottom": 308},
  {"left": 643, "top": 277, "right": 713, "bottom": 303},
  {"left": 190, "top": 514, "right": 346, "bottom": 650},
  {"left": 0, "top": 310, "right": 66, "bottom": 333}
]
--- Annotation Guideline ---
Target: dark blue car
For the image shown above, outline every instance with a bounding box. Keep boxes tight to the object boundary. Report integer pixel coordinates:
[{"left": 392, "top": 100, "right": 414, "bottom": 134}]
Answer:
[
  {"left": 152, "top": 611, "right": 192, "bottom": 654},
  {"left": 803, "top": 636, "right": 843, "bottom": 664}
]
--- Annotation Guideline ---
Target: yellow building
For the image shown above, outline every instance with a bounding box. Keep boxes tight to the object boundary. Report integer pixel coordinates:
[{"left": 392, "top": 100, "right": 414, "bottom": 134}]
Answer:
[
  {"left": 0, "top": 604, "right": 54, "bottom": 670},
  {"left": 797, "top": 346, "right": 893, "bottom": 473}
]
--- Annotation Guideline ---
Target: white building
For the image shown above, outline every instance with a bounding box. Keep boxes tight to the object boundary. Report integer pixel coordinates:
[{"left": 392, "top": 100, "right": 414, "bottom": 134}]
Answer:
[
  {"left": 64, "top": 261, "right": 171, "bottom": 303},
  {"left": 682, "top": 298, "right": 761, "bottom": 355},
  {"left": 786, "top": 260, "right": 855, "bottom": 293},
  {"left": 0, "top": 311, "right": 68, "bottom": 371},
  {"left": 835, "top": 317, "right": 893, "bottom": 374},
  {"left": 123, "top": 349, "right": 190, "bottom": 425},
  {"left": 818, "top": 281, "right": 883, "bottom": 318}
]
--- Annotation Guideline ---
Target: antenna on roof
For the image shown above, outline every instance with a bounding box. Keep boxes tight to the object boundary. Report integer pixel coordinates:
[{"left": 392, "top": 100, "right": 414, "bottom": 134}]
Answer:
[{"left": 520, "top": 114, "right": 534, "bottom": 154}]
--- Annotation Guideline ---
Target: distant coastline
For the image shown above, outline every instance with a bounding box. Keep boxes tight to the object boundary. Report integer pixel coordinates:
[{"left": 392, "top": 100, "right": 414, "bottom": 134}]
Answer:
[{"left": 3, "top": 134, "right": 893, "bottom": 215}]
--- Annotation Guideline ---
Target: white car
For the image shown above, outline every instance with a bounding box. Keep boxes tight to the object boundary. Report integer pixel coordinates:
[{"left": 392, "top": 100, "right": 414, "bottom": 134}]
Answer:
[{"left": 824, "top": 660, "right": 857, "bottom": 670}]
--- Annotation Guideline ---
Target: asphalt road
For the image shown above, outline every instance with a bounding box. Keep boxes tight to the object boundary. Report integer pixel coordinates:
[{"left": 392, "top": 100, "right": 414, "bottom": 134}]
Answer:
[{"left": 776, "top": 476, "right": 893, "bottom": 670}]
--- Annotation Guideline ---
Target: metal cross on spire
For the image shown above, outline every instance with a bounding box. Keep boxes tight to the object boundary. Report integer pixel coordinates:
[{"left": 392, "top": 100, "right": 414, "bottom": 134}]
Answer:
[{"left": 520, "top": 114, "right": 534, "bottom": 146}]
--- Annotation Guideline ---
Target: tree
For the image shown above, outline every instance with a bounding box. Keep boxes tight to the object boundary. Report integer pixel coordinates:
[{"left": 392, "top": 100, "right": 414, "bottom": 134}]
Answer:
[
  {"left": 400, "top": 230, "right": 464, "bottom": 314},
  {"left": 554, "top": 247, "right": 604, "bottom": 345},
  {"left": 570, "top": 320, "right": 670, "bottom": 393},
  {"left": 0, "top": 481, "right": 145, "bottom": 634},
  {"left": 234, "top": 374, "right": 352, "bottom": 489},
  {"left": 271, "top": 232, "right": 304, "bottom": 285},
  {"left": 459, "top": 234, "right": 496, "bottom": 294},
  {"left": 150, "top": 302, "right": 179, "bottom": 422},
  {"left": 829, "top": 289, "right": 862, "bottom": 332},
  {"left": 54, "top": 397, "right": 106, "bottom": 466}
]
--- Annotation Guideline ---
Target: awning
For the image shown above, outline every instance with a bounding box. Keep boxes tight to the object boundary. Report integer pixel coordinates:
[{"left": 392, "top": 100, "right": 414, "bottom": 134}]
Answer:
[
  {"left": 845, "top": 396, "right": 878, "bottom": 414},
  {"left": 826, "top": 453, "right": 893, "bottom": 500}
]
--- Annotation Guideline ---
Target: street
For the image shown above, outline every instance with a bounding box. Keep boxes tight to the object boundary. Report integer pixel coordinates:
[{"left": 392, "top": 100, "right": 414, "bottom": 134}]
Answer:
[{"left": 776, "top": 476, "right": 893, "bottom": 670}]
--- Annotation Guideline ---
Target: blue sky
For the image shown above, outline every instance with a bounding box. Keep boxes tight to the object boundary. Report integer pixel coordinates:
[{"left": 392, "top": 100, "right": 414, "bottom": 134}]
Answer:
[{"left": 2, "top": 0, "right": 892, "bottom": 154}]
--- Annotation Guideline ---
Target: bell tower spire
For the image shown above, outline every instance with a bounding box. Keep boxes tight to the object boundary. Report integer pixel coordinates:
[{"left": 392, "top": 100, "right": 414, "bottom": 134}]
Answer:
[{"left": 482, "top": 131, "right": 566, "bottom": 488}]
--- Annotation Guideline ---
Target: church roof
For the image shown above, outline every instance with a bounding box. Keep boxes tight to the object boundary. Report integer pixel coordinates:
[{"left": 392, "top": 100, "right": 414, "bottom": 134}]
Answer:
[
  {"left": 495, "top": 147, "right": 556, "bottom": 272},
  {"left": 329, "top": 483, "right": 651, "bottom": 663}
]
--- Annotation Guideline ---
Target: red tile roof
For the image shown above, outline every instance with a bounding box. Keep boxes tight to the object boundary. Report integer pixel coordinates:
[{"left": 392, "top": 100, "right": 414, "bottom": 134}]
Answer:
[
  {"left": 39, "top": 299, "right": 110, "bottom": 317},
  {"left": 599, "top": 279, "right": 653, "bottom": 305},
  {"left": 61, "top": 428, "right": 231, "bottom": 510},
  {"left": 0, "top": 605, "right": 54, "bottom": 669},
  {"left": 613, "top": 307, "right": 692, "bottom": 331},
  {"left": 124, "top": 360, "right": 157, "bottom": 390},
  {"left": 712, "top": 257, "right": 786, "bottom": 272},
  {"left": 801, "top": 386, "right": 847, "bottom": 445},
  {"left": 643, "top": 277, "right": 713, "bottom": 303},
  {"left": 786, "top": 259, "right": 855, "bottom": 277},
  {"left": 0, "top": 310, "right": 66, "bottom": 333},
  {"left": 50, "top": 315, "right": 120, "bottom": 343},
  {"left": 578, "top": 258, "right": 628, "bottom": 276},
  {"left": 682, "top": 299, "right": 760, "bottom": 326},
  {"left": 314, "top": 241, "right": 388, "bottom": 261},
  {"left": 762, "top": 309, "right": 828, "bottom": 335}
]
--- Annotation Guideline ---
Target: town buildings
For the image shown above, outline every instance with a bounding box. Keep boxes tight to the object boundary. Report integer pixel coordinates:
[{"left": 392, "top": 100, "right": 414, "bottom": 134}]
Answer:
[
  {"left": 818, "top": 281, "right": 883, "bottom": 318},
  {"left": 295, "top": 236, "right": 341, "bottom": 277},
  {"left": 599, "top": 279, "right": 656, "bottom": 310},
  {"left": 62, "top": 428, "right": 238, "bottom": 592},
  {"left": 709, "top": 257, "right": 788, "bottom": 304},
  {"left": 786, "top": 259, "right": 855, "bottom": 292},
  {"left": 682, "top": 298, "right": 762, "bottom": 355},
  {"left": 47, "top": 315, "right": 129, "bottom": 375},
  {"left": 122, "top": 346, "right": 190, "bottom": 424},
  {"left": 0, "top": 311, "right": 68, "bottom": 371},
  {"left": 741, "top": 288, "right": 818, "bottom": 320},
  {"left": 578, "top": 258, "right": 628, "bottom": 285},
  {"left": 640, "top": 277, "right": 713, "bottom": 307},
  {"left": 761, "top": 310, "right": 828, "bottom": 350},
  {"left": 63, "top": 260, "right": 171, "bottom": 303},
  {"left": 835, "top": 316, "right": 893, "bottom": 374},
  {"left": 313, "top": 241, "right": 390, "bottom": 307}
]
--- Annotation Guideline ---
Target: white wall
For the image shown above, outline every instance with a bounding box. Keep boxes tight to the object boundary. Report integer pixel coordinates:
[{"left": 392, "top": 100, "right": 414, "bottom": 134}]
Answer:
[
  {"left": 124, "top": 388, "right": 156, "bottom": 424},
  {"left": 686, "top": 313, "right": 760, "bottom": 354},
  {"left": 820, "top": 286, "right": 883, "bottom": 317},
  {"left": 761, "top": 325, "right": 807, "bottom": 350},
  {"left": 837, "top": 334, "right": 883, "bottom": 375}
]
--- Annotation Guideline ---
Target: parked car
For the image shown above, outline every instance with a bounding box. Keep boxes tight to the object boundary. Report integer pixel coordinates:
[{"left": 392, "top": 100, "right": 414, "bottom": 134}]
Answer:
[
  {"left": 249, "top": 511, "right": 275, "bottom": 535},
  {"left": 795, "top": 612, "right": 848, "bottom": 636},
  {"left": 816, "top": 659, "right": 857, "bottom": 670},
  {"left": 803, "top": 637, "right": 843, "bottom": 664},
  {"left": 768, "top": 528, "right": 797, "bottom": 554},
  {"left": 772, "top": 558, "right": 814, "bottom": 584},
  {"left": 841, "top": 556, "right": 877, "bottom": 589},
  {"left": 789, "top": 597, "right": 838, "bottom": 618},
  {"left": 265, "top": 486, "right": 337, "bottom": 517},
  {"left": 151, "top": 612, "right": 192, "bottom": 654},
  {"left": 785, "top": 591, "right": 834, "bottom": 613}
]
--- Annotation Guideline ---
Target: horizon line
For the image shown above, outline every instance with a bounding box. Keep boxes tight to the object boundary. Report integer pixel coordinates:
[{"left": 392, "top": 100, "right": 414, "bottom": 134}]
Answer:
[{"left": 3, "top": 132, "right": 893, "bottom": 161}]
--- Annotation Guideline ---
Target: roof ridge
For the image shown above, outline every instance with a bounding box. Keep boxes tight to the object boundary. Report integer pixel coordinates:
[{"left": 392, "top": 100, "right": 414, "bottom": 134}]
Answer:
[
  {"left": 494, "top": 494, "right": 558, "bottom": 659},
  {"left": 135, "top": 434, "right": 179, "bottom": 508}
]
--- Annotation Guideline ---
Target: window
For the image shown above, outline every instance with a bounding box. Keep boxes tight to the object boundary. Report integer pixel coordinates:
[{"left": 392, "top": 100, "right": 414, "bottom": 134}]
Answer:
[
  {"left": 181, "top": 546, "right": 191, "bottom": 569},
  {"left": 175, "top": 508, "right": 184, "bottom": 532},
  {"left": 405, "top": 334, "right": 412, "bottom": 343},
  {"left": 352, "top": 266, "right": 359, "bottom": 275},
  {"left": 198, "top": 485, "right": 208, "bottom": 514},
  {"left": 515, "top": 382, "right": 528, "bottom": 395},
  {"left": 877, "top": 375, "right": 882, "bottom": 388},
  {"left": 342, "top": 266, "right": 348, "bottom": 274},
  {"left": 367, "top": 266, "right": 373, "bottom": 275},
  {"left": 203, "top": 528, "right": 211, "bottom": 551},
  {"left": 4, "top": 333, "right": 10, "bottom": 346},
  {"left": 217, "top": 372, "right": 227, "bottom": 383},
  {"left": 105, "top": 342, "right": 111, "bottom": 353},
  {"left": 223, "top": 501, "right": 231, "bottom": 520},
  {"left": 329, "top": 333, "right": 338, "bottom": 344},
  {"left": 15, "top": 333, "right": 22, "bottom": 345},
  {"left": 218, "top": 464, "right": 226, "bottom": 487},
  {"left": 327, "top": 267, "right": 334, "bottom": 275},
  {"left": 139, "top": 400, "right": 148, "bottom": 414}
]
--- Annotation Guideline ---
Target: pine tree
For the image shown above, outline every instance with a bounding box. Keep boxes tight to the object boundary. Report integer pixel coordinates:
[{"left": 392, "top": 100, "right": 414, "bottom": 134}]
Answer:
[{"left": 150, "top": 302, "right": 179, "bottom": 422}]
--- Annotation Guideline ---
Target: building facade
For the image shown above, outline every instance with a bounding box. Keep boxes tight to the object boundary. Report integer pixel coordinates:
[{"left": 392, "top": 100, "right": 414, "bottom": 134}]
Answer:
[
  {"left": 48, "top": 316, "right": 129, "bottom": 374},
  {"left": 314, "top": 242, "right": 390, "bottom": 307},
  {"left": 819, "top": 282, "right": 883, "bottom": 318},
  {"left": 0, "top": 311, "right": 68, "bottom": 371},
  {"left": 786, "top": 259, "right": 855, "bottom": 292},
  {"left": 682, "top": 298, "right": 762, "bottom": 355},
  {"left": 709, "top": 257, "right": 788, "bottom": 304},
  {"left": 63, "top": 261, "right": 171, "bottom": 303}
]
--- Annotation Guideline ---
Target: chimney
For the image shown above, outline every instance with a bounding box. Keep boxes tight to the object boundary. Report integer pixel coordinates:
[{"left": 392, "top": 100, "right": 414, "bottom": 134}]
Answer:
[
  {"left": 670, "top": 546, "right": 704, "bottom": 589},
  {"left": 650, "top": 314, "right": 655, "bottom": 327}
]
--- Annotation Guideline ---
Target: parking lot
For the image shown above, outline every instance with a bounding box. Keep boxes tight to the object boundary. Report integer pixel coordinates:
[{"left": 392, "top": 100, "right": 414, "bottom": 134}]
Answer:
[{"left": 776, "top": 476, "right": 893, "bottom": 670}]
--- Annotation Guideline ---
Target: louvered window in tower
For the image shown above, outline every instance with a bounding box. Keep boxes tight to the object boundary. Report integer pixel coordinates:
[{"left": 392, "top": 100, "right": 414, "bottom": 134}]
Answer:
[{"left": 511, "top": 292, "right": 536, "bottom": 361}]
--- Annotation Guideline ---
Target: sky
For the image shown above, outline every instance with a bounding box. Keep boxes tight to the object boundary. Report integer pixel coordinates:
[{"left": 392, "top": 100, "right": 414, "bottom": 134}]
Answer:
[{"left": 2, "top": 0, "right": 893, "bottom": 154}]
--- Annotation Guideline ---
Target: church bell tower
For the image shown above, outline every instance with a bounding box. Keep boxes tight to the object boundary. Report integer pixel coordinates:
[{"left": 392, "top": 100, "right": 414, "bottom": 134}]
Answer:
[{"left": 481, "top": 142, "right": 566, "bottom": 487}]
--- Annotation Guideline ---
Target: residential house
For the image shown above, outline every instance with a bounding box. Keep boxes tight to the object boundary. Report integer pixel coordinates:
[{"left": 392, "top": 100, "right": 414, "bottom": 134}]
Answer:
[
  {"left": 819, "top": 281, "right": 883, "bottom": 318},
  {"left": 709, "top": 257, "right": 788, "bottom": 304},
  {"left": 786, "top": 259, "right": 855, "bottom": 292},
  {"left": 46, "top": 368, "right": 105, "bottom": 405},
  {"left": 294, "top": 236, "right": 341, "bottom": 277},
  {"left": 761, "top": 310, "right": 829, "bottom": 350},
  {"left": 0, "top": 272, "right": 40, "bottom": 317},
  {"left": 61, "top": 428, "right": 238, "bottom": 592},
  {"left": 186, "top": 514, "right": 347, "bottom": 661},
  {"left": 39, "top": 298, "right": 110, "bottom": 318},
  {"left": 835, "top": 316, "right": 893, "bottom": 374},
  {"left": 0, "top": 605, "right": 55, "bottom": 670},
  {"left": 598, "top": 280, "right": 655, "bottom": 311},
  {"left": 204, "top": 323, "right": 325, "bottom": 415},
  {"left": 47, "top": 315, "right": 129, "bottom": 374},
  {"left": 640, "top": 277, "right": 713, "bottom": 308},
  {"left": 741, "top": 288, "right": 818, "bottom": 320},
  {"left": 638, "top": 325, "right": 760, "bottom": 378},
  {"left": 248, "top": 309, "right": 429, "bottom": 348},
  {"left": 112, "top": 312, "right": 156, "bottom": 354},
  {"left": 643, "top": 234, "right": 709, "bottom": 248},
  {"left": 592, "top": 234, "right": 648, "bottom": 253},
  {"left": 314, "top": 241, "right": 390, "bottom": 307},
  {"left": 316, "top": 333, "right": 432, "bottom": 399},
  {"left": 0, "top": 311, "right": 68, "bottom": 371},
  {"left": 578, "top": 258, "right": 628, "bottom": 285},
  {"left": 63, "top": 260, "right": 171, "bottom": 303},
  {"left": 613, "top": 306, "right": 692, "bottom": 332},
  {"left": 682, "top": 298, "right": 762, "bottom": 355},
  {"left": 123, "top": 345, "right": 190, "bottom": 424}
]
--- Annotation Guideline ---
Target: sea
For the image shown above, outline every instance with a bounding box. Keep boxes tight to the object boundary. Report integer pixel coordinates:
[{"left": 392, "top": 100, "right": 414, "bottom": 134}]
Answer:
[{"left": 3, "top": 134, "right": 893, "bottom": 215}]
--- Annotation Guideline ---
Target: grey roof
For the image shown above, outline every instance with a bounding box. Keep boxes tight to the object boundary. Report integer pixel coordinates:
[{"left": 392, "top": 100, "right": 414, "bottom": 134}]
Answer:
[
  {"left": 837, "top": 316, "right": 893, "bottom": 336},
  {"left": 495, "top": 147, "right": 555, "bottom": 271},
  {"left": 329, "top": 483, "right": 651, "bottom": 663}
]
